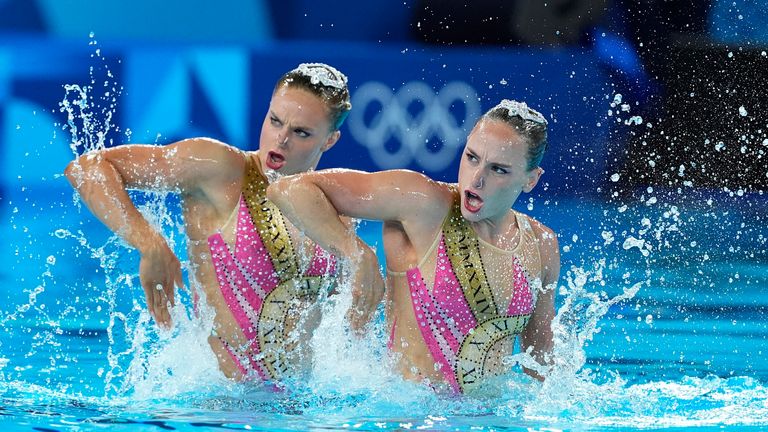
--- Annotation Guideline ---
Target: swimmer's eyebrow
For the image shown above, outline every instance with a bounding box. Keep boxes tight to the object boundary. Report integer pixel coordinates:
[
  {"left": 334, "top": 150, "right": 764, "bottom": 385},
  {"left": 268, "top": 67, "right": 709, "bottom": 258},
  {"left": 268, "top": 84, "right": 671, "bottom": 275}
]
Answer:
[
  {"left": 464, "top": 145, "right": 513, "bottom": 168},
  {"left": 489, "top": 161, "right": 513, "bottom": 169},
  {"left": 269, "top": 110, "right": 315, "bottom": 132}
]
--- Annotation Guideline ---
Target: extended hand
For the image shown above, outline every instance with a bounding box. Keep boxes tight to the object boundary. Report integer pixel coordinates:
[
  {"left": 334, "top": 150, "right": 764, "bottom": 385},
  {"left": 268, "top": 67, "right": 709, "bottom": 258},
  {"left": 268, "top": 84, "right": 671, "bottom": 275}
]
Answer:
[
  {"left": 138, "top": 236, "right": 184, "bottom": 329},
  {"left": 347, "top": 244, "right": 385, "bottom": 333}
]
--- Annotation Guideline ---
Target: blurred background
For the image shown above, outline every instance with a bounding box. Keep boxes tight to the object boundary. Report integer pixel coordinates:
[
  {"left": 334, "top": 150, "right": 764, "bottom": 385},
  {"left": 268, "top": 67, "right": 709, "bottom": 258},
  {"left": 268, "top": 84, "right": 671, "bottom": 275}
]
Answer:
[{"left": 1, "top": 0, "right": 766, "bottom": 199}]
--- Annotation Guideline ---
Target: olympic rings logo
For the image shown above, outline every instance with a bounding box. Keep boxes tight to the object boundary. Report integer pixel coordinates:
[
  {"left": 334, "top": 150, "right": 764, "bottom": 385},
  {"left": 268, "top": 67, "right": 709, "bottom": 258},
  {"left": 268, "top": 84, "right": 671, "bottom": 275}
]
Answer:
[{"left": 347, "top": 81, "right": 481, "bottom": 172}]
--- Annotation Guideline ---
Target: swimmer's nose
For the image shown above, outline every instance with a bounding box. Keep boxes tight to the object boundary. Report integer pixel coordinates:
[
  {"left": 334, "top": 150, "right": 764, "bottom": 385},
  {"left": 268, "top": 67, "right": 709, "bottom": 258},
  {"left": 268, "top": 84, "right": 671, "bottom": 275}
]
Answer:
[
  {"left": 277, "top": 131, "right": 289, "bottom": 148},
  {"left": 472, "top": 170, "right": 484, "bottom": 189}
]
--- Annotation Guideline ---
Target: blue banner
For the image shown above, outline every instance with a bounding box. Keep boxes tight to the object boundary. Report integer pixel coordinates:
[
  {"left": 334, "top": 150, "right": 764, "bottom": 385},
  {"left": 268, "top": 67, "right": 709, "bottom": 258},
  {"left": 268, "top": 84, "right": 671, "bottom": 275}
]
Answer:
[{"left": 1, "top": 38, "right": 613, "bottom": 195}]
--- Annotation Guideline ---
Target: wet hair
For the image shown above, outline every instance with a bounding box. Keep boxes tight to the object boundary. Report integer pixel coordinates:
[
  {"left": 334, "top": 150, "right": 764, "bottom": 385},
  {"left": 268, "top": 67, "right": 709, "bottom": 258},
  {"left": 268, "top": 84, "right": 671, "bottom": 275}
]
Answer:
[
  {"left": 274, "top": 63, "right": 352, "bottom": 131},
  {"left": 482, "top": 99, "right": 549, "bottom": 171}
]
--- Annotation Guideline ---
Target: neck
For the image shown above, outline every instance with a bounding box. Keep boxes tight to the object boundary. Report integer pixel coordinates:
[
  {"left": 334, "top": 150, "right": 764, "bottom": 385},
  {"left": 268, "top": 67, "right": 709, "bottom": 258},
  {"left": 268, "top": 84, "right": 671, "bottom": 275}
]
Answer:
[
  {"left": 469, "top": 210, "right": 518, "bottom": 246},
  {"left": 253, "top": 151, "right": 320, "bottom": 181}
]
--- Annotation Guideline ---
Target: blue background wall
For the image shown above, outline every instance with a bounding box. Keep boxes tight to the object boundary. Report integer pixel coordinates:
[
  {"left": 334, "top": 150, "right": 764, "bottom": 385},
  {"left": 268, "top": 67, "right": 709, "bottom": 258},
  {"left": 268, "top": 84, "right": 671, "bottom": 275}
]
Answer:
[{"left": 1, "top": 0, "right": 765, "bottom": 196}]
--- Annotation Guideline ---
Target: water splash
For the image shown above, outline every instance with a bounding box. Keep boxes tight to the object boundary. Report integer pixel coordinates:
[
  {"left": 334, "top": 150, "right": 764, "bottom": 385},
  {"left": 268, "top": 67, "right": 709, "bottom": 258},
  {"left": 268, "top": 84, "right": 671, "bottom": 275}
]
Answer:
[{"left": 4, "top": 42, "right": 768, "bottom": 430}]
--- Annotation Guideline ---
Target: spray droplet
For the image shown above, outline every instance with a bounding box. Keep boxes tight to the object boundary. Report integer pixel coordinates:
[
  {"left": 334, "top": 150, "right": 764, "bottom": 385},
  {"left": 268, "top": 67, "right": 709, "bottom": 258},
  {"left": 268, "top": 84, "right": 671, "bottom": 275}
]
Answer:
[
  {"left": 739, "top": 106, "right": 748, "bottom": 116},
  {"left": 601, "top": 231, "right": 615, "bottom": 245},
  {"left": 610, "top": 173, "right": 620, "bottom": 182}
]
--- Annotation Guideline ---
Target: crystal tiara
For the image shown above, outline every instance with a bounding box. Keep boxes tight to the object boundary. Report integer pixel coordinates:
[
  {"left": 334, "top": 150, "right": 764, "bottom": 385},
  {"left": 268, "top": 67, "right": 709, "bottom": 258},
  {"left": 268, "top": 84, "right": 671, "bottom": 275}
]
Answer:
[
  {"left": 495, "top": 99, "right": 548, "bottom": 125},
  {"left": 293, "top": 63, "right": 348, "bottom": 90}
]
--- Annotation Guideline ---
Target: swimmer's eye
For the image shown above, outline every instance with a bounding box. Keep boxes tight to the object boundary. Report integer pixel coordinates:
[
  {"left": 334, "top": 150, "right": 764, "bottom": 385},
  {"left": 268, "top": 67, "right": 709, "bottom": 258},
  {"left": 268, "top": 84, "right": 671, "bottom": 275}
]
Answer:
[
  {"left": 270, "top": 115, "right": 283, "bottom": 126},
  {"left": 492, "top": 166, "right": 509, "bottom": 175},
  {"left": 294, "top": 129, "right": 311, "bottom": 138},
  {"left": 465, "top": 152, "right": 478, "bottom": 163}
]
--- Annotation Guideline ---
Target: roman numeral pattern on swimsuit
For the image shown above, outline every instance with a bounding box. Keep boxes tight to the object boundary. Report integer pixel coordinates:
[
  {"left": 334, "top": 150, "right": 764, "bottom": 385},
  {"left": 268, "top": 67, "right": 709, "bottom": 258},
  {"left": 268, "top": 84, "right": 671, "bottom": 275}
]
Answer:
[
  {"left": 208, "top": 154, "right": 337, "bottom": 381},
  {"left": 407, "top": 192, "right": 535, "bottom": 393}
]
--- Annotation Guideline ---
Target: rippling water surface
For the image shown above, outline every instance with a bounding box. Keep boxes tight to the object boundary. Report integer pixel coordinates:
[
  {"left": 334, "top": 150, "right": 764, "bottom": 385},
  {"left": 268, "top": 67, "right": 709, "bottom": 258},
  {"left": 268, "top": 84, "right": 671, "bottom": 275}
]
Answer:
[{"left": 2, "top": 184, "right": 767, "bottom": 431}]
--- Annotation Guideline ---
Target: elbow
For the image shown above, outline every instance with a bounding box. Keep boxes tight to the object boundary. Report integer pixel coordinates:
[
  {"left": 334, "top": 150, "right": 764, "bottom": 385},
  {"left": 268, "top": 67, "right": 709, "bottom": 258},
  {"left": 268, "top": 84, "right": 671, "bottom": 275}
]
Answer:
[
  {"left": 65, "top": 151, "right": 107, "bottom": 190},
  {"left": 64, "top": 156, "right": 85, "bottom": 189}
]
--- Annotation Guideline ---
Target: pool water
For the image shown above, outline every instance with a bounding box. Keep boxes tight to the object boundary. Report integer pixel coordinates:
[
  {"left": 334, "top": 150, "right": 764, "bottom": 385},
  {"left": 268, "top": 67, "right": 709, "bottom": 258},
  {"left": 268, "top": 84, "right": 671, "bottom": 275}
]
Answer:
[{"left": 1, "top": 179, "right": 767, "bottom": 431}]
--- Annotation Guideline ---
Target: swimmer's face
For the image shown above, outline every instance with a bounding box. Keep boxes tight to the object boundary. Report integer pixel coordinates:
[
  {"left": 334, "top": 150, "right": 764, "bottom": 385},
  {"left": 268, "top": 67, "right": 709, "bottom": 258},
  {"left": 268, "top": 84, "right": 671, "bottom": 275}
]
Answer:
[
  {"left": 458, "top": 119, "right": 542, "bottom": 223},
  {"left": 259, "top": 86, "right": 340, "bottom": 175}
]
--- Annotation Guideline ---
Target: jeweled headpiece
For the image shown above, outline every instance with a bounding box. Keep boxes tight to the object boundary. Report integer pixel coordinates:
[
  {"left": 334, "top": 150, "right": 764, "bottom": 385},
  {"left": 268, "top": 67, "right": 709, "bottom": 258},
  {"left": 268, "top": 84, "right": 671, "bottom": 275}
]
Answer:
[{"left": 495, "top": 99, "right": 548, "bottom": 125}]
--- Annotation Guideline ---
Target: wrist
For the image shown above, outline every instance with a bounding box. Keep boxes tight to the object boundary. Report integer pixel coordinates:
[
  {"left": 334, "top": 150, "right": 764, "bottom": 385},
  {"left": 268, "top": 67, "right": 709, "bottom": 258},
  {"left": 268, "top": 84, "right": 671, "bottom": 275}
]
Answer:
[{"left": 135, "top": 230, "right": 166, "bottom": 255}]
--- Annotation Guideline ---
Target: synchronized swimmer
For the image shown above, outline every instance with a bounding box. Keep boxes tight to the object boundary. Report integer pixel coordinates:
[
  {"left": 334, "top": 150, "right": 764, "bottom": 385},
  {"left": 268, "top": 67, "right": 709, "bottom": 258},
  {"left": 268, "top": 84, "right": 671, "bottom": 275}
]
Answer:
[
  {"left": 66, "top": 63, "right": 384, "bottom": 382},
  {"left": 67, "top": 63, "right": 559, "bottom": 392},
  {"left": 269, "top": 100, "right": 560, "bottom": 393}
]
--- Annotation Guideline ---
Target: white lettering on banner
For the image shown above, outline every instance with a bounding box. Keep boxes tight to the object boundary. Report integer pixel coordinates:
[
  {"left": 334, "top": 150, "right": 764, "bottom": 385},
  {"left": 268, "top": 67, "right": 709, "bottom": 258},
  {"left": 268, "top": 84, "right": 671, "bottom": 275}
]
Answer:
[{"left": 347, "top": 81, "right": 481, "bottom": 172}]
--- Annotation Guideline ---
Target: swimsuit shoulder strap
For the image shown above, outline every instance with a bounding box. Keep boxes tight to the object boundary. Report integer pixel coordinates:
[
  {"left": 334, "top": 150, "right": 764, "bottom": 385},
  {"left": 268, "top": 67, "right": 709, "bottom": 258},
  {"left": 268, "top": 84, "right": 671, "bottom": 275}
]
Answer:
[
  {"left": 442, "top": 190, "right": 499, "bottom": 322},
  {"left": 512, "top": 211, "right": 543, "bottom": 305},
  {"left": 241, "top": 154, "right": 301, "bottom": 281}
]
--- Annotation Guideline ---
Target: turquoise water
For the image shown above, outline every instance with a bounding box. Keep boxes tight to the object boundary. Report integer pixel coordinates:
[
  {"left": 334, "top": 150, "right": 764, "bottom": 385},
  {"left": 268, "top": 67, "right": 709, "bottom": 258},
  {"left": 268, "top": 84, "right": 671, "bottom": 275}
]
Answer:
[
  {"left": 2, "top": 55, "right": 767, "bottom": 430},
  {"left": 2, "top": 182, "right": 767, "bottom": 430}
]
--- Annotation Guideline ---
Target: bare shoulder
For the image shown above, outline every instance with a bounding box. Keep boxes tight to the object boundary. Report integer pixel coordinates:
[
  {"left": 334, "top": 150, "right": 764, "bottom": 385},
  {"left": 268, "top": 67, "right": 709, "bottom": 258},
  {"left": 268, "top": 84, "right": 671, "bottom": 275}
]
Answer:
[
  {"left": 521, "top": 213, "right": 560, "bottom": 283},
  {"left": 383, "top": 170, "right": 455, "bottom": 224},
  {"left": 297, "top": 168, "right": 455, "bottom": 225},
  {"left": 518, "top": 213, "right": 555, "bottom": 245},
  {"left": 385, "top": 169, "right": 454, "bottom": 200},
  {"left": 176, "top": 138, "right": 247, "bottom": 184},
  {"left": 175, "top": 137, "right": 245, "bottom": 167}
]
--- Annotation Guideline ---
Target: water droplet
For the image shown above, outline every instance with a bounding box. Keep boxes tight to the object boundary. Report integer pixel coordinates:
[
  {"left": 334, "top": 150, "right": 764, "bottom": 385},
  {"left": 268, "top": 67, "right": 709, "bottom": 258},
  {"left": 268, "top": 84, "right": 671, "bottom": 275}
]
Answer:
[
  {"left": 739, "top": 106, "right": 748, "bottom": 116},
  {"left": 610, "top": 173, "right": 620, "bottom": 182}
]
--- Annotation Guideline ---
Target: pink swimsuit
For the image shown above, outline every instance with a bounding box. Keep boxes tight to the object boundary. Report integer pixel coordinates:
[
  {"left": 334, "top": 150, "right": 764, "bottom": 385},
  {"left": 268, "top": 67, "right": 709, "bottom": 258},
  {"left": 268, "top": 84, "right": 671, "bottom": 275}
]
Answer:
[
  {"left": 207, "top": 155, "right": 337, "bottom": 381},
  {"left": 398, "top": 200, "right": 539, "bottom": 393}
]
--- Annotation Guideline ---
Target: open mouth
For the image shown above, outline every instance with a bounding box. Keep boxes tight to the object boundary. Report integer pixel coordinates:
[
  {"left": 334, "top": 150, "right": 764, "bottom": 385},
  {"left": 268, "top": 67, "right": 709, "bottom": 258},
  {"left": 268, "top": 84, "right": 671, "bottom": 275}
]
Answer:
[
  {"left": 265, "top": 151, "right": 286, "bottom": 170},
  {"left": 464, "top": 190, "right": 484, "bottom": 213}
]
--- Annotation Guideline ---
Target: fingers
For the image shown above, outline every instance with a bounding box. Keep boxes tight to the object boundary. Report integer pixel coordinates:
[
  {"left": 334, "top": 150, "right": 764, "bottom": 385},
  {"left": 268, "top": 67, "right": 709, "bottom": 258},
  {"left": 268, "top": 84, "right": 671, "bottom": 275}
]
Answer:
[
  {"left": 153, "top": 282, "right": 172, "bottom": 329},
  {"left": 174, "top": 264, "right": 186, "bottom": 292},
  {"left": 140, "top": 278, "right": 172, "bottom": 329},
  {"left": 138, "top": 246, "right": 184, "bottom": 329},
  {"left": 141, "top": 280, "right": 157, "bottom": 322},
  {"left": 347, "top": 250, "right": 385, "bottom": 334},
  {"left": 162, "top": 276, "right": 176, "bottom": 308},
  {"left": 348, "top": 287, "right": 368, "bottom": 333},
  {"left": 348, "top": 277, "right": 383, "bottom": 334}
]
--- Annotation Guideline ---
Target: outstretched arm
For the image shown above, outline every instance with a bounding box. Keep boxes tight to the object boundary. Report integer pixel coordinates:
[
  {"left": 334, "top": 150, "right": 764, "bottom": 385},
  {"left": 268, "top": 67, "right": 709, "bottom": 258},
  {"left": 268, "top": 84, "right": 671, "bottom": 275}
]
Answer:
[
  {"left": 520, "top": 221, "right": 560, "bottom": 380},
  {"left": 64, "top": 138, "right": 242, "bottom": 327},
  {"left": 267, "top": 169, "right": 450, "bottom": 330}
]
